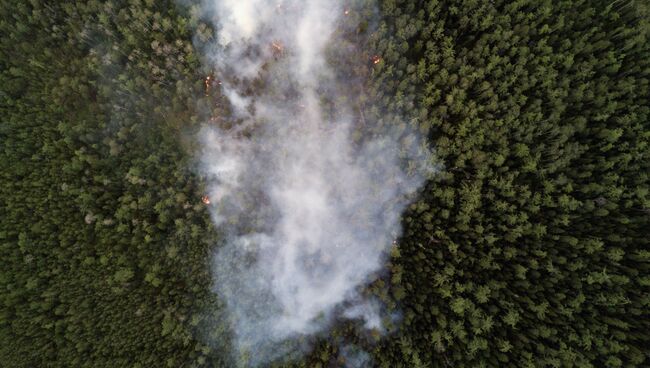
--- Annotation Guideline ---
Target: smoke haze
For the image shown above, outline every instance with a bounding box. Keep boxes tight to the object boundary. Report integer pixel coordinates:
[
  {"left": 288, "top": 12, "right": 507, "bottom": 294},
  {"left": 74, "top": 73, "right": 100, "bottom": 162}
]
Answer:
[{"left": 196, "top": 0, "right": 433, "bottom": 365}]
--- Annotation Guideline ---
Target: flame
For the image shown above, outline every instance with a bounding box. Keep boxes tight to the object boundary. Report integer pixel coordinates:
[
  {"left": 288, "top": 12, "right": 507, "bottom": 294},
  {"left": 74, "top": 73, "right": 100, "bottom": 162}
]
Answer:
[
  {"left": 344, "top": 9, "right": 349, "bottom": 15},
  {"left": 271, "top": 41, "right": 284, "bottom": 53},
  {"left": 201, "top": 195, "right": 211, "bottom": 205},
  {"left": 205, "top": 76, "right": 211, "bottom": 95},
  {"left": 371, "top": 55, "right": 382, "bottom": 65}
]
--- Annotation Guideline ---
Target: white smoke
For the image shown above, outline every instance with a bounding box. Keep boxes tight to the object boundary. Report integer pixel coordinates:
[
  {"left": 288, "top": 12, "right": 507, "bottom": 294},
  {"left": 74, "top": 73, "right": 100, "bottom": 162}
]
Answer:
[
  {"left": 196, "top": 0, "right": 433, "bottom": 365},
  {"left": 340, "top": 344, "right": 372, "bottom": 368}
]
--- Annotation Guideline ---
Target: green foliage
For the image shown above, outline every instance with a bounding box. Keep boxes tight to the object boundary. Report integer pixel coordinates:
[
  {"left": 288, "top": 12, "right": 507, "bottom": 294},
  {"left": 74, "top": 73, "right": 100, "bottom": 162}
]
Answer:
[
  {"left": 0, "top": 1, "right": 226, "bottom": 367},
  {"left": 363, "top": 0, "right": 650, "bottom": 366},
  {"left": 1, "top": 0, "right": 649, "bottom": 367}
]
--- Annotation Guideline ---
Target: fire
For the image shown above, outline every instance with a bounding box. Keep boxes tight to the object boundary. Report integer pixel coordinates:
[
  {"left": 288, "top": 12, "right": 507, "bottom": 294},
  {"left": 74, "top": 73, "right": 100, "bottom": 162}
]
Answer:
[
  {"left": 201, "top": 195, "right": 211, "bottom": 205},
  {"left": 344, "top": 8, "right": 350, "bottom": 15},
  {"left": 271, "top": 41, "right": 284, "bottom": 54},
  {"left": 204, "top": 75, "right": 211, "bottom": 95},
  {"left": 204, "top": 75, "right": 222, "bottom": 95},
  {"left": 371, "top": 55, "right": 382, "bottom": 65}
]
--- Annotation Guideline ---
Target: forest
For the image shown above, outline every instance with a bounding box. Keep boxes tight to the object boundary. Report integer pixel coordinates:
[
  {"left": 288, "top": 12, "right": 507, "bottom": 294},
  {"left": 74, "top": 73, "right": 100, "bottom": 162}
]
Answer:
[{"left": 1, "top": 0, "right": 649, "bottom": 367}]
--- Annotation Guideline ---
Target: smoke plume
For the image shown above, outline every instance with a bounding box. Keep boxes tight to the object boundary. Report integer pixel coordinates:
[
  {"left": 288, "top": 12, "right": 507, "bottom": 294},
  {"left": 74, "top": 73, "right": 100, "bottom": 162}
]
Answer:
[{"left": 196, "top": 0, "right": 432, "bottom": 365}]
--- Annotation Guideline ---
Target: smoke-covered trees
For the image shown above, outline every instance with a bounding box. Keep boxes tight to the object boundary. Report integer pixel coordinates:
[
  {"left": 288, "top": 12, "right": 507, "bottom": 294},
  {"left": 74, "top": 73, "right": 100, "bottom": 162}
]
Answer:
[{"left": 1, "top": 0, "right": 649, "bottom": 367}]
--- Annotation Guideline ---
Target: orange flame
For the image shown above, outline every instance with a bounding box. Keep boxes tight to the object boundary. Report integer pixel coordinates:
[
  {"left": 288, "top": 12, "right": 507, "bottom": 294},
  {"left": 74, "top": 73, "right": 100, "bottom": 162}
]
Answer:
[
  {"left": 201, "top": 195, "right": 211, "bottom": 205},
  {"left": 271, "top": 41, "right": 284, "bottom": 54},
  {"left": 344, "top": 9, "right": 350, "bottom": 15},
  {"left": 371, "top": 55, "right": 382, "bottom": 65},
  {"left": 204, "top": 76, "right": 211, "bottom": 95}
]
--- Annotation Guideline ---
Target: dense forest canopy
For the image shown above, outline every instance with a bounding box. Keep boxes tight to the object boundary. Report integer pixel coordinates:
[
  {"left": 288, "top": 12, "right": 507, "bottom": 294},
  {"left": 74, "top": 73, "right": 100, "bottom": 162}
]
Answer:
[{"left": 1, "top": 0, "right": 649, "bottom": 367}]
